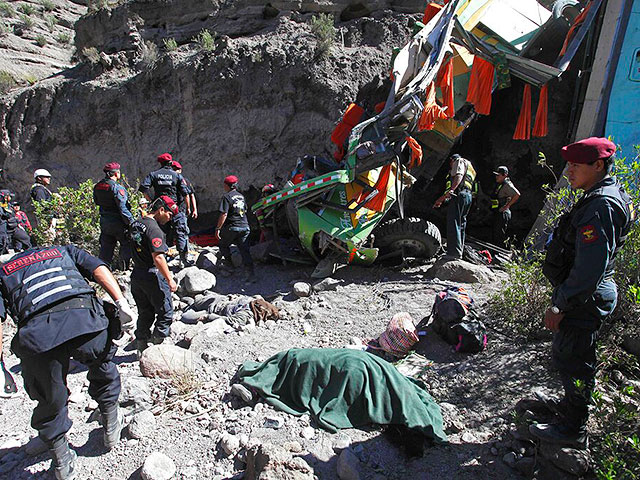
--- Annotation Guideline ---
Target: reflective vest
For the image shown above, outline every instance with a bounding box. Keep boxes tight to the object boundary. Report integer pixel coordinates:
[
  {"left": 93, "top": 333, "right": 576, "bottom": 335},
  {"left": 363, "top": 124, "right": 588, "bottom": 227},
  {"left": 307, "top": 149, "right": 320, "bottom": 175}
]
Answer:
[
  {"left": 490, "top": 181, "right": 510, "bottom": 209},
  {"left": 445, "top": 160, "right": 477, "bottom": 195},
  {"left": 0, "top": 247, "right": 94, "bottom": 322}
]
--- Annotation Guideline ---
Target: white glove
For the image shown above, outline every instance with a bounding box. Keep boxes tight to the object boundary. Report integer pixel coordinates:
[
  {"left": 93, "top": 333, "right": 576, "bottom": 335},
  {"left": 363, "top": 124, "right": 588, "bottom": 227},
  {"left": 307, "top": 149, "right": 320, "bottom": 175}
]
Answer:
[{"left": 115, "top": 298, "right": 136, "bottom": 333}]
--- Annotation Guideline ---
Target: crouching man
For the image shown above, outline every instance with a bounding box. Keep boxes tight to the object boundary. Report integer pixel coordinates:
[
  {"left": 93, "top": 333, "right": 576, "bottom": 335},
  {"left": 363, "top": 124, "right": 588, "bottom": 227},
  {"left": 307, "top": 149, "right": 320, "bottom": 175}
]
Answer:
[{"left": 0, "top": 245, "right": 136, "bottom": 479}]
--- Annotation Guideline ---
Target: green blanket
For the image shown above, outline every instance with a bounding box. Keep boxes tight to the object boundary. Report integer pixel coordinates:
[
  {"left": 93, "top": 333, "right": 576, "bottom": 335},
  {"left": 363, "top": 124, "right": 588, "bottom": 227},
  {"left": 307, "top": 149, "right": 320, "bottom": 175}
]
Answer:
[{"left": 237, "top": 348, "right": 447, "bottom": 443}]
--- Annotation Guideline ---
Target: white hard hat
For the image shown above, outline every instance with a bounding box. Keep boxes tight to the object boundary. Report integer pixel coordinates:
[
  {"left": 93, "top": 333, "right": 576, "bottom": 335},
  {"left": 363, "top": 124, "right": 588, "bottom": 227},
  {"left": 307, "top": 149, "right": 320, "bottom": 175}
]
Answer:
[{"left": 34, "top": 168, "right": 51, "bottom": 178}]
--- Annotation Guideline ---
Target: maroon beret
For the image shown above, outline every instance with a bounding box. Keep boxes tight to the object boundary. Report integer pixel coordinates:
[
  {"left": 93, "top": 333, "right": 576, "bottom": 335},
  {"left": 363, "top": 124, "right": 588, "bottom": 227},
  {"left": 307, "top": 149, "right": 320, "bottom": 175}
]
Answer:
[
  {"left": 224, "top": 175, "right": 238, "bottom": 186},
  {"left": 103, "top": 162, "right": 121, "bottom": 172},
  {"left": 157, "top": 153, "right": 173, "bottom": 164},
  {"left": 561, "top": 137, "right": 616, "bottom": 164},
  {"left": 171, "top": 160, "right": 183, "bottom": 170},
  {"left": 157, "top": 195, "right": 179, "bottom": 215}
]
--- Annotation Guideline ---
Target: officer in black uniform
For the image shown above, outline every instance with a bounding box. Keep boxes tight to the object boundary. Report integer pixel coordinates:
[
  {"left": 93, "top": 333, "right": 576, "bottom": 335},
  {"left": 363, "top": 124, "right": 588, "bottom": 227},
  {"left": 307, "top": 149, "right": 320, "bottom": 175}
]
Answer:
[
  {"left": 531, "top": 137, "right": 634, "bottom": 447},
  {"left": 0, "top": 245, "right": 136, "bottom": 479},
  {"left": 130, "top": 195, "right": 179, "bottom": 353},
  {"left": 139, "top": 153, "right": 192, "bottom": 266},
  {"left": 167, "top": 160, "right": 196, "bottom": 262},
  {"left": 93, "top": 162, "right": 135, "bottom": 269},
  {"left": 31, "top": 168, "right": 53, "bottom": 203},
  {"left": 214, "top": 175, "right": 255, "bottom": 280}
]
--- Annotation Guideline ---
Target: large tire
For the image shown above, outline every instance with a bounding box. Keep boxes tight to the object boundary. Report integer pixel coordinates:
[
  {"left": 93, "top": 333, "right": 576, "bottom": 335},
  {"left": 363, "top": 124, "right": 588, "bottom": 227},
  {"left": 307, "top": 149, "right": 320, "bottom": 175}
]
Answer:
[{"left": 374, "top": 217, "right": 441, "bottom": 259}]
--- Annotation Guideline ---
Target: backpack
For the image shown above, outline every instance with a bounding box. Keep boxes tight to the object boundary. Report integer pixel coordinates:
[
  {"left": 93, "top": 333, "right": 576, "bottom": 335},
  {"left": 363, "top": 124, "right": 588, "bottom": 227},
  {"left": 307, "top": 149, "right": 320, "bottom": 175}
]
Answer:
[{"left": 428, "top": 286, "right": 487, "bottom": 353}]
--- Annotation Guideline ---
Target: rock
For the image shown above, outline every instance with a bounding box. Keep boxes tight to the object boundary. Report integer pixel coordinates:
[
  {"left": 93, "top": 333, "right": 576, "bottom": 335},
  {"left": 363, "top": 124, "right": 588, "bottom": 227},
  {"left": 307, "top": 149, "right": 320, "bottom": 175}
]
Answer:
[
  {"left": 244, "top": 443, "right": 314, "bottom": 480},
  {"left": 301, "top": 427, "right": 315, "bottom": 440},
  {"left": 139, "top": 344, "right": 198, "bottom": 379},
  {"left": 302, "top": 322, "right": 313, "bottom": 335},
  {"left": 502, "top": 451, "right": 517, "bottom": 468},
  {"left": 128, "top": 410, "right": 157, "bottom": 440},
  {"left": 293, "top": 282, "right": 312, "bottom": 297},
  {"left": 461, "top": 432, "right": 476, "bottom": 443},
  {"left": 540, "top": 444, "right": 590, "bottom": 476},
  {"left": 313, "top": 277, "right": 340, "bottom": 292},
  {"left": 141, "top": 452, "right": 176, "bottom": 480},
  {"left": 24, "top": 437, "right": 47, "bottom": 456},
  {"left": 195, "top": 251, "right": 218, "bottom": 274},
  {"left": 439, "top": 402, "right": 465, "bottom": 433},
  {"left": 231, "top": 384, "right": 253, "bottom": 403},
  {"left": 220, "top": 434, "right": 240, "bottom": 456},
  {"left": 120, "top": 376, "right": 152, "bottom": 407},
  {"left": 201, "top": 350, "right": 223, "bottom": 364},
  {"left": 622, "top": 334, "right": 640, "bottom": 358},
  {"left": 490, "top": 447, "right": 498, "bottom": 455},
  {"left": 333, "top": 433, "right": 352, "bottom": 451},
  {"left": 337, "top": 449, "right": 361, "bottom": 480},
  {"left": 180, "top": 267, "right": 216, "bottom": 295},
  {"left": 426, "top": 258, "right": 492, "bottom": 283},
  {"left": 515, "top": 457, "right": 535, "bottom": 475},
  {"left": 264, "top": 415, "right": 284, "bottom": 429}
]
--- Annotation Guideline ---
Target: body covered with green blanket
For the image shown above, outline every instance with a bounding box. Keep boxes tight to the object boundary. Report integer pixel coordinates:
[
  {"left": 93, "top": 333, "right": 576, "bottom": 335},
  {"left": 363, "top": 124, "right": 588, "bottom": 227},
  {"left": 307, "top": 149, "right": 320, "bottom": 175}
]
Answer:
[{"left": 237, "top": 348, "right": 447, "bottom": 443}]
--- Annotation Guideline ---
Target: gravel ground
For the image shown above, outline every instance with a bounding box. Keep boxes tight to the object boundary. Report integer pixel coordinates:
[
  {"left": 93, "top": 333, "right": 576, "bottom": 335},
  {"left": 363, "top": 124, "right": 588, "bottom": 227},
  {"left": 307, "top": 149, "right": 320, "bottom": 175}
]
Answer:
[{"left": 0, "top": 250, "right": 562, "bottom": 480}]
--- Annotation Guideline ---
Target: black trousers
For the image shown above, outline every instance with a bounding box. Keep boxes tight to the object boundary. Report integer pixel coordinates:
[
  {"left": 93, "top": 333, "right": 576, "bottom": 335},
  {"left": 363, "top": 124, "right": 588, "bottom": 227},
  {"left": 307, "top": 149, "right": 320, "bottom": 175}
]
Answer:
[
  {"left": 9, "top": 228, "right": 31, "bottom": 251},
  {"left": 446, "top": 190, "right": 472, "bottom": 258},
  {"left": 131, "top": 268, "right": 174, "bottom": 340},
  {"left": 164, "top": 212, "right": 190, "bottom": 256},
  {"left": 99, "top": 220, "right": 132, "bottom": 268},
  {"left": 19, "top": 329, "right": 120, "bottom": 443},
  {"left": 218, "top": 227, "right": 253, "bottom": 268},
  {"left": 491, "top": 209, "right": 511, "bottom": 247}
]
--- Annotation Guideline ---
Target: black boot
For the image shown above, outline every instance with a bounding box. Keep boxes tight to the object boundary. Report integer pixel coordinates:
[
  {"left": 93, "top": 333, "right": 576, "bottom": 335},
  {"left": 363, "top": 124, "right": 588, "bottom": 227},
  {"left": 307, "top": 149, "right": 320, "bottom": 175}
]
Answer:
[
  {"left": 180, "top": 252, "right": 194, "bottom": 267},
  {"left": 100, "top": 404, "right": 123, "bottom": 450},
  {"left": 48, "top": 435, "right": 77, "bottom": 480}
]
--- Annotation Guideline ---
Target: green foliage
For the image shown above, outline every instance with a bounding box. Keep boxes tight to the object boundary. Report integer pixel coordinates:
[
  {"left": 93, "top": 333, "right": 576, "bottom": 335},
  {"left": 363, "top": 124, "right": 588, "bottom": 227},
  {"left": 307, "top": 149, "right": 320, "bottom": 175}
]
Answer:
[
  {"left": 0, "top": 70, "right": 16, "bottom": 94},
  {"left": 35, "top": 34, "right": 46, "bottom": 47},
  {"left": 39, "top": 0, "right": 55, "bottom": 12},
  {"left": 23, "top": 73, "right": 37, "bottom": 85},
  {"left": 139, "top": 40, "right": 159, "bottom": 70},
  {"left": 18, "top": 3, "right": 37, "bottom": 15},
  {"left": 87, "top": 0, "right": 109, "bottom": 13},
  {"left": 45, "top": 13, "right": 56, "bottom": 31},
  {"left": 20, "top": 13, "right": 35, "bottom": 29},
  {"left": 56, "top": 31, "right": 70, "bottom": 44},
  {"left": 194, "top": 29, "right": 214, "bottom": 53},
  {"left": 0, "top": 19, "right": 9, "bottom": 36},
  {"left": 310, "top": 13, "right": 335, "bottom": 57},
  {"left": 82, "top": 46, "right": 100, "bottom": 65},
  {"left": 0, "top": 2, "right": 16, "bottom": 17},
  {"left": 162, "top": 37, "right": 177, "bottom": 52}
]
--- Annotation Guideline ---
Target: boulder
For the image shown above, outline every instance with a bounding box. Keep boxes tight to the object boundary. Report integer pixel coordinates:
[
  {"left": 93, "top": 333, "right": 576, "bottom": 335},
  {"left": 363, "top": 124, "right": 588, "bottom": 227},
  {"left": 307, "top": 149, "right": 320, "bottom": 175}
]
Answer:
[
  {"left": 195, "top": 251, "right": 218, "bottom": 274},
  {"left": 120, "top": 376, "right": 152, "bottom": 407},
  {"left": 139, "top": 344, "right": 198, "bottom": 379},
  {"left": 127, "top": 410, "right": 157, "bottom": 440},
  {"left": 244, "top": 443, "right": 314, "bottom": 480},
  {"left": 220, "top": 434, "right": 240, "bottom": 456},
  {"left": 313, "top": 277, "right": 341, "bottom": 292},
  {"left": 426, "top": 258, "right": 492, "bottom": 283},
  {"left": 293, "top": 282, "right": 312, "bottom": 297},
  {"left": 337, "top": 449, "right": 361, "bottom": 480},
  {"left": 141, "top": 452, "right": 176, "bottom": 480},
  {"left": 180, "top": 268, "right": 216, "bottom": 295},
  {"left": 540, "top": 444, "right": 590, "bottom": 476},
  {"left": 439, "top": 402, "right": 465, "bottom": 433}
]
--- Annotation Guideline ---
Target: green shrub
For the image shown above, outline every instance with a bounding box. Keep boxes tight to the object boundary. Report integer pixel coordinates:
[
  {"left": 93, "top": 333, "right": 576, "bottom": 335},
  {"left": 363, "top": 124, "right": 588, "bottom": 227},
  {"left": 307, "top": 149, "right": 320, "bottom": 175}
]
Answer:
[
  {"left": 310, "top": 13, "right": 335, "bottom": 57},
  {"left": 87, "top": 0, "right": 109, "bottom": 13},
  {"left": 194, "top": 29, "right": 214, "bottom": 53},
  {"left": 18, "top": 3, "right": 37, "bottom": 15},
  {"left": 45, "top": 13, "right": 56, "bottom": 31},
  {"left": 35, "top": 34, "right": 46, "bottom": 46},
  {"left": 162, "top": 37, "right": 177, "bottom": 52},
  {"left": 20, "top": 14, "right": 35, "bottom": 29},
  {"left": 0, "top": 2, "right": 16, "bottom": 17},
  {"left": 0, "top": 70, "right": 16, "bottom": 94},
  {"left": 56, "top": 31, "right": 70, "bottom": 44},
  {"left": 0, "top": 19, "right": 9, "bottom": 35},
  {"left": 82, "top": 46, "right": 100, "bottom": 64},
  {"left": 39, "top": 0, "right": 55, "bottom": 12},
  {"left": 23, "top": 73, "right": 37, "bottom": 85},
  {"left": 139, "top": 40, "right": 158, "bottom": 70}
]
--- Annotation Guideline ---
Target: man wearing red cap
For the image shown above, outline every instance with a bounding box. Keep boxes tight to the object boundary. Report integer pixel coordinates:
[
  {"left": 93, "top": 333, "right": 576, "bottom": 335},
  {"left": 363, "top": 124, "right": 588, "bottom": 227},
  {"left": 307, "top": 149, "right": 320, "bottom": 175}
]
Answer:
[
  {"left": 129, "top": 195, "right": 179, "bottom": 352},
  {"left": 139, "top": 153, "right": 193, "bottom": 266},
  {"left": 93, "top": 162, "right": 135, "bottom": 269},
  {"left": 532, "top": 137, "right": 634, "bottom": 448},
  {"left": 215, "top": 175, "right": 254, "bottom": 280}
]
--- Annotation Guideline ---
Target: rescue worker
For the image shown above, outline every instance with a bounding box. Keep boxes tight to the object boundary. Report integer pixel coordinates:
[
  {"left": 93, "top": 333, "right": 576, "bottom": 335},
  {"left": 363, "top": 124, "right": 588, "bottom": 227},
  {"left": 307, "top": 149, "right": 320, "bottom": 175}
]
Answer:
[
  {"left": 93, "top": 162, "right": 134, "bottom": 269},
  {"left": 31, "top": 169, "right": 53, "bottom": 203},
  {"left": 11, "top": 201, "right": 32, "bottom": 233},
  {"left": 171, "top": 160, "right": 198, "bottom": 219},
  {"left": 129, "top": 195, "right": 178, "bottom": 353},
  {"left": 532, "top": 137, "right": 633, "bottom": 448},
  {"left": 433, "top": 154, "right": 477, "bottom": 258},
  {"left": 0, "top": 191, "right": 12, "bottom": 254},
  {"left": 139, "top": 153, "right": 192, "bottom": 266},
  {"left": 167, "top": 160, "right": 196, "bottom": 262},
  {"left": 0, "top": 245, "right": 136, "bottom": 479},
  {"left": 214, "top": 175, "right": 255, "bottom": 281},
  {"left": 490, "top": 166, "right": 520, "bottom": 247},
  {"left": 10, "top": 201, "right": 33, "bottom": 251}
]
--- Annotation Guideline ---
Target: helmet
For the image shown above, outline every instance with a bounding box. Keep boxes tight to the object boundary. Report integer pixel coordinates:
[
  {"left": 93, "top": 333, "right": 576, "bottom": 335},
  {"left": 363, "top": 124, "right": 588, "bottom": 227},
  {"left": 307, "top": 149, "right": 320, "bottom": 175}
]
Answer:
[{"left": 34, "top": 168, "right": 51, "bottom": 178}]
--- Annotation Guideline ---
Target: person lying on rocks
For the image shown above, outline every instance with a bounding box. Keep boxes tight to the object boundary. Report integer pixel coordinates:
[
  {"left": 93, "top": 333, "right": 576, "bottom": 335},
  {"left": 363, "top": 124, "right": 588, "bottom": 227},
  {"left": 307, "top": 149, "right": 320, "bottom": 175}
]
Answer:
[{"left": 180, "top": 292, "right": 278, "bottom": 329}]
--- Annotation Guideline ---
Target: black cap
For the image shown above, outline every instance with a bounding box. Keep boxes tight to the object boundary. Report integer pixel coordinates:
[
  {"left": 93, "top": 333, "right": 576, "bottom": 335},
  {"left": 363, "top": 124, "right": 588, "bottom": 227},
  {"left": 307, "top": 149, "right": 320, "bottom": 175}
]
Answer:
[{"left": 493, "top": 166, "right": 509, "bottom": 176}]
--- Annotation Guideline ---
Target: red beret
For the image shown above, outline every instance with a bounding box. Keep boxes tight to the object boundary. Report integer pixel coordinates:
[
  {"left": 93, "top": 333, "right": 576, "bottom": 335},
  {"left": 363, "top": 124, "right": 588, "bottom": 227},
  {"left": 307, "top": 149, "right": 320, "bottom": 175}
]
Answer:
[
  {"left": 171, "top": 160, "right": 183, "bottom": 170},
  {"left": 224, "top": 175, "right": 238, "bottom": 186},
  {"left": 157, "top": 153, "right": 173, "bottom": 164},
  {"left": 157, "top": 195, "right": 179, "bottom": 215},
  {"left": 103, "top": 162, "right": 121, "bottom": 172},
  {"left": 561, "top": 137, "right": 616, "bottom": 164}
]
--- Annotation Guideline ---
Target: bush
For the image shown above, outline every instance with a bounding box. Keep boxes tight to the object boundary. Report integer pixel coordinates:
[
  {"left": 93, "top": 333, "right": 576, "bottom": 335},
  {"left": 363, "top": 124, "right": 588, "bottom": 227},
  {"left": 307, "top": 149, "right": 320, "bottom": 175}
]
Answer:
[
  {"left": 23, "top": 73, "right": 37, "bottom": 85},
  {"left": 0, "top": 70, "right": 16, "bottom": 94},
  {"left": 194, "top": 29, "right": 214, "bottom": 53},
  {"left": 139, "top": 40, "right": 159, "bottom": 70},
  {"left": 82, "top": 46, "right": 100, "bottom": 64},
  {"left": 35, "top": 34, "right": 46, "bottom": 47},
  {"left": 20, "top": 14, "right": 35, "bottom": 29},
  {"left": 39, "top": 0, "right": 55, "bottom": 12},
  {"left": 0, "top": 19, "right": 9, "bottom": 36},
  {"left": 310, "top": 13, "right": 335, "bottom": 57},
  {"left": 87, "top": 0, "right": 109, "bottom": 13},
  {"left": 162, "top": 37, "right": 177, "bottom": 52},
  {"left": 45, "top": 13, "right": 56, "bottom": 31},
  {"left": 56, "top": 31, "right": 70, "bottom": 44},
  {"left": 0, "top": 2, "right": 15, "bottom": 17},
  {"left": 18, "top": 3, "right": 37, "bottom": 15}
]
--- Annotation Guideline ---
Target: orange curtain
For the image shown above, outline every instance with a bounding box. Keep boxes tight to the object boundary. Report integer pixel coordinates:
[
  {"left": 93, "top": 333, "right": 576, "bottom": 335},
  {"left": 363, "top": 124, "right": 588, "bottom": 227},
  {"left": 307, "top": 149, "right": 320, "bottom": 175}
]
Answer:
[
  {"left": 559, "top": 2, "right": 592, "bottom": 57},
  {"left": 513, "top": 84, "right": 532, "bottom": 140},
  {"left": 406, "top": 136, "right": 423, "bottom": 169},
  {"left": 418, "top": 82, "right": 448, "bottom": 131},
  {"left": 422, "top": 3, "right": 443, "bottom": 23},
  {"left": 532, "top": 84, "right": 549, "bottom": 137},
  {"left": 365, "top": 164, "right": 392, "bottom": 212},
  {"left": 466, "top": 56, "right": 495, "bottom": 115},
  {"left": 331, "top": 103, "right": 364, "bottom": 161},
  {"left": 436, "top": 58, "right": 454, "bottom": 117}
]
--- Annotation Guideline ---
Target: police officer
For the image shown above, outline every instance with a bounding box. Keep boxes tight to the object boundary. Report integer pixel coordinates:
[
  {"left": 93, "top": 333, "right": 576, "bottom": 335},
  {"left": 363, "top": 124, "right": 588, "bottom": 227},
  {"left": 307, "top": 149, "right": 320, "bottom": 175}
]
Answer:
[
  {"left": 214, "top": 175, "right": 255, "bottom": 281},
  {"left": 433, "top": 154, "right": 477, "bottom": 258},
  {"left": 171, "top": 160, "right": 198, "bottom": 219},
  {"left": 139, "top": 153, "right": 192, "bottom": 266},
  {"left": 130, "top": 195, "right": 179, "bottom": 353},
  {"left": 167, "top": 160, "right": 196, "bottom": 263},
  {"left": 0, "top": 245, "right": 136, "bottom": 479},
  {"left": 93, "top": 162, "right": 135, "bottom": 269},
  {"left": 10, "top": 201, "right": 33, "bottom": 251},
  {"left": 31, "top": 169, "right": 53, "bottom": 203},
  {"left": 490, "top": 166, "right": 520, "bottom": 247},
  {"left": 531, "top": 137, "right": 633, "bottom": 447}
]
